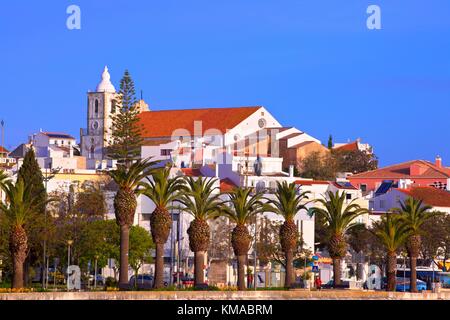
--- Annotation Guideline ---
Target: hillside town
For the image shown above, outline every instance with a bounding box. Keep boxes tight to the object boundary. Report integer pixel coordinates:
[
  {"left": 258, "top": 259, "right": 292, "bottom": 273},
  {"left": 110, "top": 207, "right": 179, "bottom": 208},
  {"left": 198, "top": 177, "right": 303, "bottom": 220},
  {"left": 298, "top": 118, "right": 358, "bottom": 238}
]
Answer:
[{"left": 0, "top": 67, "right": 449, "bottom": 294}]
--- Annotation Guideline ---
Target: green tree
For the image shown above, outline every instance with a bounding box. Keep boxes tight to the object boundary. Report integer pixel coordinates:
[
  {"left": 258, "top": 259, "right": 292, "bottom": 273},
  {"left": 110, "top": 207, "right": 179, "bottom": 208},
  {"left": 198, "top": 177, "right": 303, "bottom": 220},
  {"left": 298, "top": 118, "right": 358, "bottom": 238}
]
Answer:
[
  {"left": 372, "top": 214, "right": 410, "bottom": 291},
  {"left": 267, "top": 181, "right": 309, "bottom": 288},
  {"left": 327, "top": 135, "right": 333, "bottom": 149},
  {"left": 0, "top": 179, "right": 49, "bottom": 288},
  {"left": 395, "top": 197, "right": 441, "bottom": 292},
  {"left": 107, "top": 70, "right": 144, "bottom": 166},
  {"left": 333, "top": 149, "right": 378, "bottom": 174},
  {"left": 17, "top": 148, "right": 47, "bottom": 285},
  {"left": 298, "top": 151, "right": 336, "bottom": 181},
  {"left": 141, "top": 166, "right": 185, "bottom": 288},
  {"left": 108, "top": 158, "right": 157, "bottom": 289},
  {"left": 221, "top": 188, "right": 268, "bottom": 290},
  {"left": 129, "top": 225, "right": 154, "bottom": 287},
  {"left": 311, "top": 191, "right": 368, "bottom": 287},
  {"left": 179, "top": 176, "right": 222, "bottom": 287}
]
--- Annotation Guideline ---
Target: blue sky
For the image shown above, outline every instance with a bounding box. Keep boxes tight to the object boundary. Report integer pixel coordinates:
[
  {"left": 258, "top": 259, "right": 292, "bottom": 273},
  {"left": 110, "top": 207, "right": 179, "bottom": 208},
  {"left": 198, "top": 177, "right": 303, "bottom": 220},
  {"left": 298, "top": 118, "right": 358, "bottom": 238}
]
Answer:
[{"left": 1, "top": 1, "right": 449, "bottom": 166}]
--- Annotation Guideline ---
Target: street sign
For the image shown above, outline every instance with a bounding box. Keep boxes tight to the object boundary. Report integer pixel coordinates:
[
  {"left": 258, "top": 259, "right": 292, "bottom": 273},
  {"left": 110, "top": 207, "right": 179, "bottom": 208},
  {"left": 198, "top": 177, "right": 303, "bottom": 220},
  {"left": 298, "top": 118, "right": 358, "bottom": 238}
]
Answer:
[{"left": 312, "top": 266, "right": 319, "bottom": 273}]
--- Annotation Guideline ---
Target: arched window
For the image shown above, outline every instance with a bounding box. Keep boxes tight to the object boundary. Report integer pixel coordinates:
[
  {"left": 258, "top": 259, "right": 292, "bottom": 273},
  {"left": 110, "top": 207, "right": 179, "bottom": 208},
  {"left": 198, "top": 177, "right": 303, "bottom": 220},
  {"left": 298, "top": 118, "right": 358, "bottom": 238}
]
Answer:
[
  {"left": 111, "top": 100, "right": 116, "bottom": 114},
  {"left": 94, "top": 99, "right": 99, "bottom": 115}
]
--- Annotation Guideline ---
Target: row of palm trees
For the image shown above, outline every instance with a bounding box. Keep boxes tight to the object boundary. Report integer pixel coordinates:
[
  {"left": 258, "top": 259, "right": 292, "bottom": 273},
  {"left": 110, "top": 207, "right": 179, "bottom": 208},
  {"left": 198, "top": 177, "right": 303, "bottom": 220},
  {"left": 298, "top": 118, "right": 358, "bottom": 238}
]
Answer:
[
  {"left": 107, "top": 159, "right": 368, "bottom": 290},
  {"left": 372, "top": 198, "right": 440, "bottom": 292},
  {"left": 1, "top": 160, "right": 439, "bottom": 292}
]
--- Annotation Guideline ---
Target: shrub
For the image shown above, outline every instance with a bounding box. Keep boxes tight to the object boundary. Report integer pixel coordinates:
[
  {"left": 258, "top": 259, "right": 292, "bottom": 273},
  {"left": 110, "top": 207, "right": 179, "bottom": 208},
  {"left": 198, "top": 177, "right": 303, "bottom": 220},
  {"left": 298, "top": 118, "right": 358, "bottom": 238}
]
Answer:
[{"left": 105, "top": 277, "right": 118, "bottom": 287}]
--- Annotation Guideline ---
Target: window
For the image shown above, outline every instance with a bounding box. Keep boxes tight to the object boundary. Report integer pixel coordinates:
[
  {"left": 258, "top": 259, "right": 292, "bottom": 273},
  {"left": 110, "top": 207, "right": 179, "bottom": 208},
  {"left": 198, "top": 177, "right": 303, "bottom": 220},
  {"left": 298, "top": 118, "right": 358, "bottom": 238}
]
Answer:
[
  {"left": 94, "top": 99, "right": 99, "bottom": 115},
  {"left": 360, "top": 184, "right": 367, "bottom": 192},
  {"left": 160, "top": 149, "right": 172, "bottom": 156},
  {"left": 379, "top": 200, "right": 386, "bottom": 209},
  {"left": 346, "top": 193, "right": 352, "bottom": 200},
  {"left": 61, "top": 140, "right": 64, "bottom": 145}
]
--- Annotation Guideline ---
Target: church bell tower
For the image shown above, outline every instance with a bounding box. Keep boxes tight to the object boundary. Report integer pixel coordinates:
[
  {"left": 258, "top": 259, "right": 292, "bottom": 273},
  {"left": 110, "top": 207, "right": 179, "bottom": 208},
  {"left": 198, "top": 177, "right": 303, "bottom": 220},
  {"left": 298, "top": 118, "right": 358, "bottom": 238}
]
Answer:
[{"left": 81, "top": 66, "right": 118, "bottom": 167}]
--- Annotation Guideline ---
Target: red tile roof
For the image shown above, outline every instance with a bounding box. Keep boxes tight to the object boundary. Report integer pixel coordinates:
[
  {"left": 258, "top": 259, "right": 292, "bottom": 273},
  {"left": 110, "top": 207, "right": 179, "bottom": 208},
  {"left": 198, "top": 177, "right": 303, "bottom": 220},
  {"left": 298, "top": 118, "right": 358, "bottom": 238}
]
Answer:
[
  {"left": 220, "top": 178, "right": 237, "bottom": 192},
  {"left": 349, "top": 160, "right": 450, "bottom": 179},
  {"left": 396, "top": 186, "right": 450, "bottom": 207},
  {"left": 295, "top": 180, "right": 329, "bottom": 186},
  {"left": 138, "top": 106, "right": 261, "bottom": 138},
  {"left": 333, "top": 141, "right": 359, "bottom": 152},
  {"left": 181, "top": 168, "right": 202, "bottom": 177},
  {"left": 0, "top": 146, "right": 9, "bottom": 153}
]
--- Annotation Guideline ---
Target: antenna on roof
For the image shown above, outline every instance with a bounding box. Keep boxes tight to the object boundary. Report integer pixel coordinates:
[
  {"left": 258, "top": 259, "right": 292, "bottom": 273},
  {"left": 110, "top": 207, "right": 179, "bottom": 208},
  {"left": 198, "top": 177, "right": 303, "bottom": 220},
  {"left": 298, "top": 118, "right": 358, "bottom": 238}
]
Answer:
[{"left": 140, "top": 90, "right": 143, "bottom": 100}]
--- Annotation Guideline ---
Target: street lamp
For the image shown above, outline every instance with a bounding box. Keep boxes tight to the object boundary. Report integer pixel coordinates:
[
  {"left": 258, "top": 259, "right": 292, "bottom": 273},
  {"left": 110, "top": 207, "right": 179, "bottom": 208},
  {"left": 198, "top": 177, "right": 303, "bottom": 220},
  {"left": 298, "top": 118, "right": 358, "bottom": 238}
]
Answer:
[
  {"left": 42, "top": 166, "right": 61, "bottom": 289},
  {"left": 67, "top": 239, "right": 73, "bottom": 291},
  {"left": 94, "top": 255, "right": 99, "bottom": 290}
]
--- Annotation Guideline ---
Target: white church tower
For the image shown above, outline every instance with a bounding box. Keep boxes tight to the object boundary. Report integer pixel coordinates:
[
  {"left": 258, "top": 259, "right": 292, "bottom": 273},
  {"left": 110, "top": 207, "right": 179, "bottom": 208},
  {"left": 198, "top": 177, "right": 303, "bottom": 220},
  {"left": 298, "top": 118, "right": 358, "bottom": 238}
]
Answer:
[{"left": 80, "top": 66, "right": 118, "bottom": 169}]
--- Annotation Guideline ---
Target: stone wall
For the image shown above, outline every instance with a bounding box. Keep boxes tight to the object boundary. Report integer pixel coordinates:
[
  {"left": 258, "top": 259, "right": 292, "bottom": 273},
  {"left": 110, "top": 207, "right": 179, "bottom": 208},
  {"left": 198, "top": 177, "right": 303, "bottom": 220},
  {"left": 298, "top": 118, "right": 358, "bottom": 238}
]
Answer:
[{"left": 0, "top": 289, "right": 449, "bottom": 300}]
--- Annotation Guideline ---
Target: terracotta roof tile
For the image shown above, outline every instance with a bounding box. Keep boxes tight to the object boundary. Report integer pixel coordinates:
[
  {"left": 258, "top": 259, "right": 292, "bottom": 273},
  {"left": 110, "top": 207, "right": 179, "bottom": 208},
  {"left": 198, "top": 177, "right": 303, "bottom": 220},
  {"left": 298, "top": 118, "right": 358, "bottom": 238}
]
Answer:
[
  {"left": 220, "top": 178, "right": 237, "bottom": 192},
  {"left": 138, "top": 106, "right": 261, "bottom": 138},
  {"left": 396, "top": 186, "right": 450, "bottom": 207},
  {"left": 0, "top": 146, "right": 9, "bottom": 153},
  {"left": 333, "top": 141, "right": 359, "bottom": 152},
  {"left": 181, "top": 168, "right": 202, "bottom": 177},
  {"left": 295, "top": 180, "right": 329, "bottom": 186},
  {"left": 349, "top": 160, "right": 450, "bottom": 179}
]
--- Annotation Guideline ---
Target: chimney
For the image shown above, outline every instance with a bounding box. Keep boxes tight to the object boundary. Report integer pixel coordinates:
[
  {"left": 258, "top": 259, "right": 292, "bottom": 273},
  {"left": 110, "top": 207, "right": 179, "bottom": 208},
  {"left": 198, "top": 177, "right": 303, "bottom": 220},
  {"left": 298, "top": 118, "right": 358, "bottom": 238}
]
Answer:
[
  {"left": 435, "top": 155, "right": 442, "bottom": 168},
  {"left": 289, "top": 165, "right": 294, "bottom": 178}
]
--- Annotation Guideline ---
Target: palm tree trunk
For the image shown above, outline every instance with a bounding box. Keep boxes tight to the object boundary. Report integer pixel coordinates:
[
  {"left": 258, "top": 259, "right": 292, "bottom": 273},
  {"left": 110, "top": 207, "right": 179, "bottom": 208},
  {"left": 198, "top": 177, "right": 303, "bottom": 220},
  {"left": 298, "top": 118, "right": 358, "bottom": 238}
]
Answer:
[
  {"left": 237, "top": 255, "right": 246, "bottom": 290},
  {"left": 387, "top": 252, "right": 397, "bottom": 292},
  {"left": 285, "top": 250, "right": 294, "bottom": 288},
  {"left": 410, "top": 256, "right": 418, "bottom": 292},
  {"left": 154, "top": 243, "right": 165, "bottom": 288},
  {"left": 333, "top": 258, "right": 342, "bottom": 287},
  {"left": 194, "top": 251, "right": 205, "bottom": 286},
  {"left": 118, "top": 224, "right": 130, "bottom": 289},
  {"left": 12, "top": 254, "right": 25, "bottom": 289}
]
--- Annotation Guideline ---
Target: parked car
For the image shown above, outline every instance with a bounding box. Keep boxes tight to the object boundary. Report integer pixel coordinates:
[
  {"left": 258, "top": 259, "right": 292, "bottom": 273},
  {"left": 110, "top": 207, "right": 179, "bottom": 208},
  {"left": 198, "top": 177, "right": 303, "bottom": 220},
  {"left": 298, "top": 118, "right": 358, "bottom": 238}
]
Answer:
[
  {"left": 129, "top": 274, "right": 154, "bottom": 289},
  {"left": 321, "top": 280, "right": 350, "bottom": 289},
  {"left": 89, "top": 274, "right": 105, "bottom": 286},
  {"left": 380, "top": 277, "right": 427, "bottom": 292},
  {"left": 395, "top": 277, "right": 427, "bottom": 292}
]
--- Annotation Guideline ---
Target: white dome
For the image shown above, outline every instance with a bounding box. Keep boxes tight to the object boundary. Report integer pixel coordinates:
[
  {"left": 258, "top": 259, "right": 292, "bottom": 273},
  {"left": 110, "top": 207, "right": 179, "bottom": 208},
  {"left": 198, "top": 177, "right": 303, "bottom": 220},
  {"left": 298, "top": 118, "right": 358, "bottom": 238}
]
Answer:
[{"left": 96, "top": 66, "right": 116, "bottom": 93}]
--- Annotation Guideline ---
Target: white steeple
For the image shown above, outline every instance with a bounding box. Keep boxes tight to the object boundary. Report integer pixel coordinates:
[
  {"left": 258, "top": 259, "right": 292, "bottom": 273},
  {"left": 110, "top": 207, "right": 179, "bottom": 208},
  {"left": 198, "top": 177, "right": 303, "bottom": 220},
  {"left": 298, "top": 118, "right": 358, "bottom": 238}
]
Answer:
[{"left": 96, "top": 66, "right": 116, "bottom": 93}]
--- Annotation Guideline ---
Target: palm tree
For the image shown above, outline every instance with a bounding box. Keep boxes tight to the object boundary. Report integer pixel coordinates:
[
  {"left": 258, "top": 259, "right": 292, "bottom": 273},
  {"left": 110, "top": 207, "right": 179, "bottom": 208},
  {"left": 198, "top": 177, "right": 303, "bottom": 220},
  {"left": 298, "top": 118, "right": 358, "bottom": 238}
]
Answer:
[
  {"left": 107, "top": 158, "right": 158, "bottom": 289},
  {"left": 0, "top": 178, "right": 48, "bottom": 288},
  {"left": 394, "top": 197, "right": 440, "bottom": 292},
  {"left": 268, "top": 181, "right": 310, "bottom": 288},
  {"left": 141, "top": 166, "right": 186, "bottom": 288},
  {"left": 178, "top": 176, "right": 222, "bottom": 287},
  {"left": 372, "top": 213, "right": 410, "bottom": 291},
  {"left": 311, "top": 191, "right": 368, "bottom": 287},
  {"left": 0, "top": 169, "right": 8, "bottom": 188},
  {"left": 221, "top": 188, "right": 268, "bottom": 290}
]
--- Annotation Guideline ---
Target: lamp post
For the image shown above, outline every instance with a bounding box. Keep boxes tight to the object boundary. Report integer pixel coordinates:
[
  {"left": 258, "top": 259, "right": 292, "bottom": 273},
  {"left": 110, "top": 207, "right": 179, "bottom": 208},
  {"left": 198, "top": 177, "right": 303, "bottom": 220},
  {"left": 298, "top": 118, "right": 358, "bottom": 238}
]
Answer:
[
  {"left": 42, "top": 166, "right": 61, "bottom": 289},
  {"left": 94, "top": 255, "right": 98, "bottom": 290},
  {"left": 67, "top": 239, "right": 73, "bottom": 291}
]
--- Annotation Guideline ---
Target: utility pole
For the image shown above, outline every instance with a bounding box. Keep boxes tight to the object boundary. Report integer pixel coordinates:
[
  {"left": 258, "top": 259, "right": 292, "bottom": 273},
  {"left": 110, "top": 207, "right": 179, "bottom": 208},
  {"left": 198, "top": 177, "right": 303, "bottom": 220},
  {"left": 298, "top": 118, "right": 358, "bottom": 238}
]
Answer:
[{"left": 0, "top": 119, "right": 4, "bottom": 158}]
